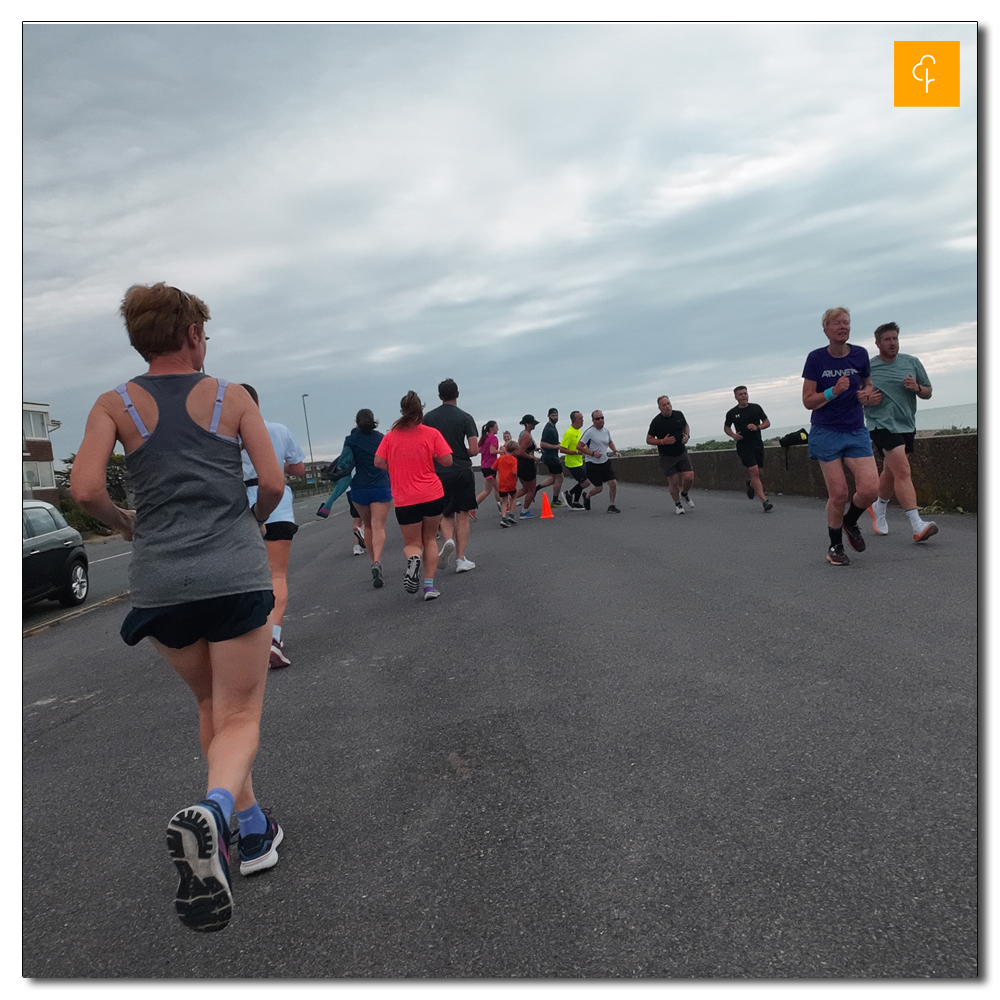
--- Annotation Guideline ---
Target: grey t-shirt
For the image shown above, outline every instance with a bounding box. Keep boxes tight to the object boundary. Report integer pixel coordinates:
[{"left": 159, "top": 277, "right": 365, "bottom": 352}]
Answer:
[
  {"left": 579, "top": 425, "right": 612, "bottom": 464},
  {"left": 423, "top": 403, "right": 477, "bottom": 472}
]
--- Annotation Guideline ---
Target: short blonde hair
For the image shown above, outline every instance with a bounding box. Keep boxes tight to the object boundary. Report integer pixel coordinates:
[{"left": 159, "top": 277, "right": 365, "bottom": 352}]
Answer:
[
  {"left": 120, "top": 282, "right": 210, "bottom": 361},
  {"left": 821, "top": 306, "right": 850, "bottom": 328}
]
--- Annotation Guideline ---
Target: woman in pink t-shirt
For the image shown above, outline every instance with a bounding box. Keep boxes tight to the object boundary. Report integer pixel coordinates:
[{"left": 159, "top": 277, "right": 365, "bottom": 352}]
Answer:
[
  {"left": 475, "top": 420, "right": 500, "bottom": 508},
  {"left": 375, "top": 391, "right": 453, "bottom": 600}
]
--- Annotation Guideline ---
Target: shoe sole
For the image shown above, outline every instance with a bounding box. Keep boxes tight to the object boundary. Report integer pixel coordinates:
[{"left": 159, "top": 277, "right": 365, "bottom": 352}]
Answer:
[
  {"left": 439, "top": 540, "right": 456, "bottom": 561},
  {"left": 827, "top": 555, "right": 850, "bottom": 565},
  {"left": 844, "top": 526, "right": 866, "bottom": 552},
  {"left": 404, "top": 557, "right": 421, "bottom": 594},
  {"left": 868, "top": 507, "right": 888, "bottom": 535},
  {"left": 914, "top": 523, "right": 939, "bottom": 542},
  {"left": 167, "top": 804, "right": 233, "bottom": 932},
  {"left": 423, "top": 590, "right": 440, "bottom": 601},
  {"left": 269, "top": 647, "right": 291, "bottom": 669},
  {"left": 239, "top": 824, "right": 284, "bottom": 876},
  {"left": 372, "top": 566, "right": 384, "bottom": 588},
  {"left": 455, "top": 565, "right": 474, "bottom": 573}
]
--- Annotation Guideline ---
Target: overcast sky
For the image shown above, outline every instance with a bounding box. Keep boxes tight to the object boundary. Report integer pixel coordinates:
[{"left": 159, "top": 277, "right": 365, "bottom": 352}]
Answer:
[{"left": 22, "top": 21, "right": 977, "bottom": 461}]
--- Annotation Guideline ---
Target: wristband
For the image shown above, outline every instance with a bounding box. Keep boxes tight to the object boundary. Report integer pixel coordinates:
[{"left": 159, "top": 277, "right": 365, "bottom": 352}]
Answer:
[{"left": 824, "top": 387, "right": 835, "bottom": 401}]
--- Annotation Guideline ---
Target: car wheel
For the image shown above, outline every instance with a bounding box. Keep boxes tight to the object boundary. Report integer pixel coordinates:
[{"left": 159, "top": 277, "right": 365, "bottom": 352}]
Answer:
[{"left": 58, "top": 560, "right": 89, "bottom": 607}]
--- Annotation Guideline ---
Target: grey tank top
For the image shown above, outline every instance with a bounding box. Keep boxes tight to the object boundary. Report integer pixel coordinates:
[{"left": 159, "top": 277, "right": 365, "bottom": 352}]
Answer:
[{"left": 117, "top": 373, "right": 272, "bottom": 608}]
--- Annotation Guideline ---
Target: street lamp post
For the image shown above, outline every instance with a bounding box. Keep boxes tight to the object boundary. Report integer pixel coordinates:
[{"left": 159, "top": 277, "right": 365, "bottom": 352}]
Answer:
[{"left": 301, "top": 393, "right": 315, "bottom": 473}]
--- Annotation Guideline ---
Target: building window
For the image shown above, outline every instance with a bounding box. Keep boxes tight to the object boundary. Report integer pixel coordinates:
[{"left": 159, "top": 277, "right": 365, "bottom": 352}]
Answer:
[
  {"left": 23, "top": 410, "right": 49, "bottom": 440},
  {"left": 23, "top": 462, "right": 55, "bottom": 489}
]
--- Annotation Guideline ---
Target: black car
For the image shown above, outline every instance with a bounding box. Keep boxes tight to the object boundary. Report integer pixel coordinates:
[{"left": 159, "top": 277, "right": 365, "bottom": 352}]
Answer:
[{"left": 22, "top": 500, "right": 89, "bottom": 607}]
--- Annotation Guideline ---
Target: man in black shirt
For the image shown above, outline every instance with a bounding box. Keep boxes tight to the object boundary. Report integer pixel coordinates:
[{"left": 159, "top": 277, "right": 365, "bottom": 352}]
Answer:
[
  {"left": 646, "top": 395, "right": 695, "bottom": 515},
  {"left": 724, "top": 385, "right": 773, "bottom": 512},
  {"left": 423, "top": 378, "right": 479, "bottom": 572}
]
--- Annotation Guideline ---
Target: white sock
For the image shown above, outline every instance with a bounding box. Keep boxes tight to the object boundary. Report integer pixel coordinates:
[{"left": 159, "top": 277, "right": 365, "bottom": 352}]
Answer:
[
  {"left": 875, "top": 496, "right": 890, "bottom": 511},
  {"left": 905, "top": 508, "right": 923, "bottom": 530},
  {"left": 272, "top": 625, "right": 282, "bottom": 642}
]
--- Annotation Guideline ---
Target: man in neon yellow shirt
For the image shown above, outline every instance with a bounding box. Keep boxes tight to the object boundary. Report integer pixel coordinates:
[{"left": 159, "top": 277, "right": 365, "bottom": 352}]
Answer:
[{"left": 559, "top": 410, "right": 591, "bottom": 510}]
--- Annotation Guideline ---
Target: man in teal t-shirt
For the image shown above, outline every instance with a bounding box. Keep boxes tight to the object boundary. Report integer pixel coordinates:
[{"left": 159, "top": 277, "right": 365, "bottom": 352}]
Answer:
[{"left": 863, "top": 322, "right": 938, "bottom": 542}]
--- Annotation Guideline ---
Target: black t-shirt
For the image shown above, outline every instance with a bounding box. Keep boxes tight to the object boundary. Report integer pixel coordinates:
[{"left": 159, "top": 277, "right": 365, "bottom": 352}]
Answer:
[
  {"left": 724, "top": 403, "right": 768, "bottom": 447},
  {"left": 423, "top": 403, "right": 478, "bottom": 472},
  {"left": 647, "top": 410, "right": 688, "bottom": 457}
]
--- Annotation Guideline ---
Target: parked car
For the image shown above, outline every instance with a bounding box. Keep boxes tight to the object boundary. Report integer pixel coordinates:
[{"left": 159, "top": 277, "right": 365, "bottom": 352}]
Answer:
[{"left": 22, "top": 499, "right": 89, "bottom": 607}]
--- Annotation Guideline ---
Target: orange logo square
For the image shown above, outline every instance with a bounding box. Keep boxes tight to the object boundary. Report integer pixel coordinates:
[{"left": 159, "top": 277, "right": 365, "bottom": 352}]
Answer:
[{"left": 894, "top": 41, "right": 960, "bottom": 107}]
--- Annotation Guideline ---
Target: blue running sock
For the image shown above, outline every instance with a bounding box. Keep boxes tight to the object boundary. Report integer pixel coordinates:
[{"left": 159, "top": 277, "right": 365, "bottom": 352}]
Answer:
[
  {"left": 236, "top": 801, "right": 267, "bottom": 838},
  {"left": 206, "top": 787, "right": 235, "bottom": 825},
  {"left": 424, "top": 578, "right": 434, "bottom": 587}
]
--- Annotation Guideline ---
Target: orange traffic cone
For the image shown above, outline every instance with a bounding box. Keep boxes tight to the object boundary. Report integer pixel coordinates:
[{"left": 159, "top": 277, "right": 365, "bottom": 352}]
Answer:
[{"left": 540, "top": 493, "right": 554, "bottom": 518}]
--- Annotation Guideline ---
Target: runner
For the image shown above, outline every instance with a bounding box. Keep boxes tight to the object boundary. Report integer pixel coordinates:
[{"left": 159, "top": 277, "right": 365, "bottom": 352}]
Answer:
[
  {"left": 240, "top": 384, "right": 306, "bottom": 668},
  {"left": 559, "top": 410, "right": 591, "bottom": 509},
  {"left": 646, "top": 395, "right": 694, "bottom": 515},
  {"left": 723, "top": 386, "right": 773, "bottom": 513},
  {"left": 422, "top": 378, "right": 479, "bottom": 573},
  {"left": 475, "top": 420, "right": 501, "bottom": 509},
  {"left": 494, "top": 438, "right": 520, "bottom": 526},
  {"left": 537, "top": 407, "right": 566, "bottom": 507},
  {"left": 374, "top": 391, "right": 453, "bottom": 600},
  {"left": 802, "top": 306, "right": 880, "bottom": 565},
  {"left": 577, "top": 410, "right": 621, "bottom": 512},
  {"left": 863, "top": 322, "right": 939, "bottom": 542},
  {"left": 342, "top": 408, "right": 393, "bottom": 588},
  {"left": 70, "top": 282, "right": 285, "bottom": 932},
  {"left": 515, "top": 415, "right": 540, "bottom": 519}
]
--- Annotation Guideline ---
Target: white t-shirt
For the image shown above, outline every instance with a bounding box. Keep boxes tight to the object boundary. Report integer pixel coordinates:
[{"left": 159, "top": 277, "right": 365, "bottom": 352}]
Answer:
[
  {"left": 578, "top": 425, "right": 612, "bottom": 464},
  {"left": 242, "top": 419, "right": 305, "bottom": 524}
]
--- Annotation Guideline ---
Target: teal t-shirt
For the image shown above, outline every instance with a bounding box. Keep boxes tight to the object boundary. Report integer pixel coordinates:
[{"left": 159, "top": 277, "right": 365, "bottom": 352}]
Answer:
[{"left": 865, "top": 352, "right": 930, "bottom": 434}]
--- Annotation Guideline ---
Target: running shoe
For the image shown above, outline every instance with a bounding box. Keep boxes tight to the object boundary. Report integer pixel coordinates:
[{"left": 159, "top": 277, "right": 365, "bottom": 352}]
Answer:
[
  {"left": 505, "top": 515, "right": 517, "bottom": 526},
  {"left": 843, "top": 520, "right": 866, "bottom": 552},
  {"left": 238, "top": 814, "right": 284, "bottom": 876},
  {"left": 562, "top": 491, "right": 575, "bottom": 508},
  {"left": 746, "top": 480, "right": 754, "bottom": 500},
  {"left": 500, "top": 518, "right": 509, "bottom": 528},
  {"left": 682, "top": 493, "right": 695, "bottom": 509},
  {"left": 439, "top": 537, "right": 456, "bottom": 562},
  {"left": 423, "top": 585, "right": 441, "bottom": 601},
  {"left": 607, "top": 505, "right": 621, "bottom": 513},
  {"left": 371, "top": 562, "right": 384, "bottom": 588},
  {"left": 269, "top": 639, "right": 291, "bottom": 670},
  {"left": 551, "top": 498, "right": 566, "bottom": 508},
  {"left": 455, "top": 558, "right": 476, "bottom": 573},
  {"left": 868, "top": 504, "right": 889, "bottom": 535},
  {"left": 519, "top": 510, "right": 535, "bottom": 519},
  {"left": 354, "top": 526, "right": 365, "bottom": 547},
  {"left": 583, "top": 496, "right": 591, "bottom": 511},
  {"left": 167, "top": 799, "right": 233, "bottom": 932},
  {"left": 914, "top": 521, "right": 939, "bottom": 542},
  {"left": 762, "top": 501, "right": 773, "bottom": 513},
  {"left": 674, "top": 503, "right": 685, "bottom": 515},
  {"left": 404, "top": 555, "right": 421, "bottom": 593},
  {"left": 827, "top": 544, "right": 850, "bottom": 566},
  {"left": 352, "top": 544, "right": 365, "bottom": 556}
]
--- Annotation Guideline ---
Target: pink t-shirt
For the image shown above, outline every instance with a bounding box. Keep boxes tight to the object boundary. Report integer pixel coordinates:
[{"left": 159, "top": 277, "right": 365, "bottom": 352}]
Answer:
[
  {"left": 375, "top": 423, "right": 452, "bottom": 507},
  {"left": 480, "top": 433, "right": 499, "bottom": 470}
]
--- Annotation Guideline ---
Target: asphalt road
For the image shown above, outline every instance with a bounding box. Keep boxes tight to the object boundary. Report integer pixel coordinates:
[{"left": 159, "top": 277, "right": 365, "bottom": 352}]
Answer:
[{"left": 22, "top": 485, "right": 978, "bottom": 978}]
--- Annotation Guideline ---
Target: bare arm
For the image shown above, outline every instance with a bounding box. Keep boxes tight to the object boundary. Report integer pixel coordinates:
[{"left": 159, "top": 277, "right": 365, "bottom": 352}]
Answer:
[
  {"left": 803, "top": 376, "right": 851, "bottom": 411},
  {"left": 724, "top": 421, "right": 741, "bottom": 442},
  {"left": 374, "top": 455, "right": 388, "bottom": 471},
  {"left": 285, "top": 461, "right": 306, "bottom": 476},
  {"left": 467, "top": 435, "right": 479, "bottom": 458},
  {"left": 239, "top": 400, "right": 284, "bottom": 521},
  {"left": 70, "top": 397, "right": 137, "bottom": 540}
]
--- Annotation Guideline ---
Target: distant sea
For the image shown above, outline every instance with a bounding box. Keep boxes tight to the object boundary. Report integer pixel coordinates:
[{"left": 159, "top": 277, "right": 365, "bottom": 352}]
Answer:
[{"left": 693, "top": 403, "right": 978, "bottom": 447}]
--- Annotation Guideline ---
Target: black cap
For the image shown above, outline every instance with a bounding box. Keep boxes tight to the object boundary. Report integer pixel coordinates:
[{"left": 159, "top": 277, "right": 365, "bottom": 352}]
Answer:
[{"left": 520, "top": 414, "right": 537, "bottom": 425}]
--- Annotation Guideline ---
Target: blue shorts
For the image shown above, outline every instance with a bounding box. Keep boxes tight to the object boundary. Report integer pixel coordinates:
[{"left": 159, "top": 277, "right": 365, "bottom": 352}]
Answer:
[
  {"left": 808, "top": 425, "right": 873, "bottom": 462},
  {"left": 349, "top": 485, "right": 393, "bottom": 506}
]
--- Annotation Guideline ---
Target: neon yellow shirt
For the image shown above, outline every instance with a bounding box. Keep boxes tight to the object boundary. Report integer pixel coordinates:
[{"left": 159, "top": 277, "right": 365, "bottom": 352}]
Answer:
[{"left": 561, "top": 426, "right": 584, "bottom": 468}]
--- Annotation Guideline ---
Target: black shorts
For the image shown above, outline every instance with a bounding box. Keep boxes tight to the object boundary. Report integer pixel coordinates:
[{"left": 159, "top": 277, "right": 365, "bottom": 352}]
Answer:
[
  {"left": 499, "top": 490, "right": 516, "bottom": 500},
  {"left": 348, "top": 496, "right": 360, "bottom": 519},
  {"left": 659, "top": 452, "right": 693, "bottom": 478},
  {"left": 438, "top": 468, "right": 479, "bottom": 515},
  {"left": 585, "top": 460, "right": 616, "bottom": 485},
  {"left": 566, "top": 464, "right": 588, "bottom": 484},
  {"left": 541, "top": 458, "right": 563, "bottom": 476},
  {"left": 263, "top": 521, "right": 299, "bottom": 542},
  {"left": 736, "top": 443, "right": 765, "bottom": 470},
  {"left": 120, "top": 590, "right": 275, "bottom": 649},
  {"left": 481, "top": 465, "right": 497, "bottom": 480},
  {"left": 516, "top": 456, "right": 537, "bottom": 482},
  {"left": 870, "top": 428, "right": 915, "bottom": 455},
  {"left": 394, "top": 495, "right": 446, "bottom": 525}
]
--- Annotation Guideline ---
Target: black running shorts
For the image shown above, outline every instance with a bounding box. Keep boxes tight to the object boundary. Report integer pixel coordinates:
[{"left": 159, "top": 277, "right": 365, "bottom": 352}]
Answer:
[{"left": 120, "top": 590, "right": 275, "bottom": 649}]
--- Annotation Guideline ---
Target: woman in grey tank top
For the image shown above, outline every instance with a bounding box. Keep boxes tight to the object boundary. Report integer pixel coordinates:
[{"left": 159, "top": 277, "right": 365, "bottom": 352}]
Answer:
[{"left": 70, "top": 283, "right": 287, "bottom": 933}]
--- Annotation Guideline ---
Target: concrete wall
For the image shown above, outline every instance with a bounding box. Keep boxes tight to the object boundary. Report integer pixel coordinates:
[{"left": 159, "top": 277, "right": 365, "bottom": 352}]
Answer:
[{"left": 583, "top": 433, "right": 978, "bottom": 512}]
